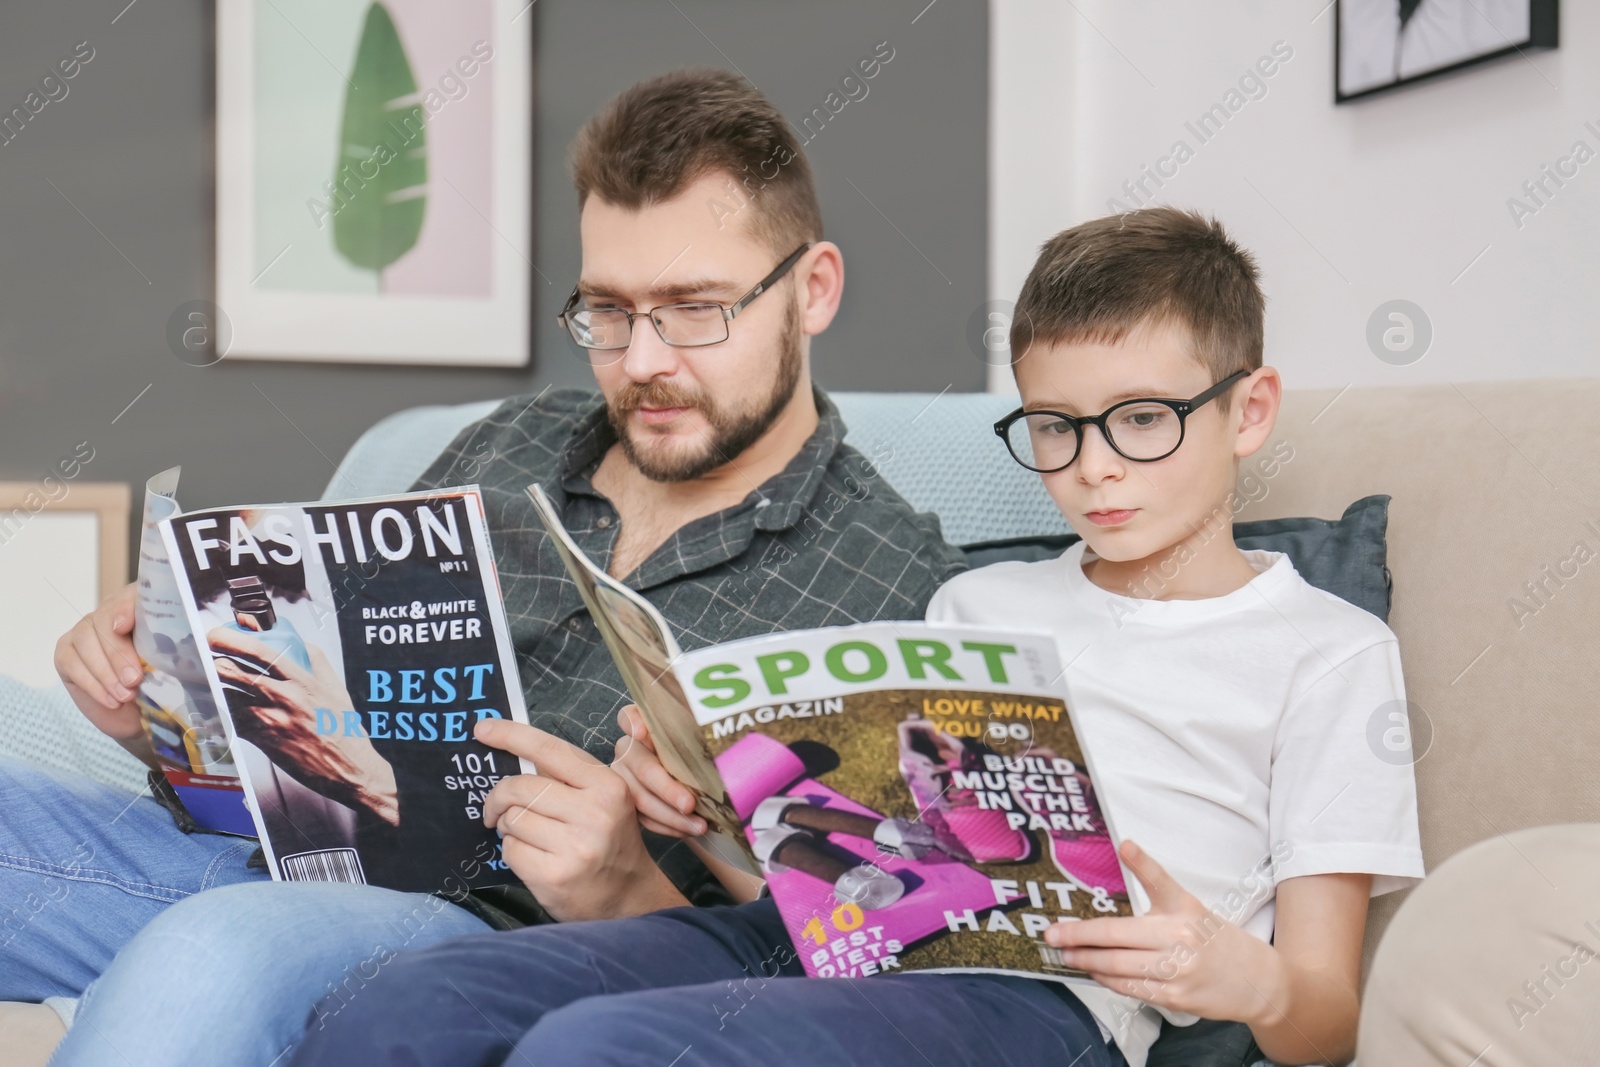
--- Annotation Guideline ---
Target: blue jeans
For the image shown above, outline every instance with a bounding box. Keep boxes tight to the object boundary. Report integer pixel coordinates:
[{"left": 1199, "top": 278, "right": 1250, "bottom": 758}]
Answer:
[
  {"left": 53, "top": 880, "right": 493, "bottom": 1065},
  {"left": 288, "top": 898, "right": 1129, "bottom": 1067},
  {"left": 0, "top": 754, "right": 265, "bottom": 1003},
  {"left": 0, "top": 756, "right": 491, "bottom": 1066}
]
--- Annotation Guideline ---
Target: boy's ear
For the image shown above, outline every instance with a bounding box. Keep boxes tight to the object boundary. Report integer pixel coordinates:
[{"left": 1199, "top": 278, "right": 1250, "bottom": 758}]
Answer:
[{"left": 1232, "top": 367, "right": 1282, "bottom": 459}]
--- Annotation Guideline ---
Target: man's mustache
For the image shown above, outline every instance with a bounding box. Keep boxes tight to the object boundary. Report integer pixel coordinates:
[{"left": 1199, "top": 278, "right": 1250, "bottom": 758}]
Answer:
[{"left": 611, "top": 382, "right": 710, "bottom": 418}]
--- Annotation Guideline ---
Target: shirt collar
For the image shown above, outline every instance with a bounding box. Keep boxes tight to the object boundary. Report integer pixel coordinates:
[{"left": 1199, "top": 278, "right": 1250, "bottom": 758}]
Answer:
[
  {"left": 556, "top": 383, "right": 848, "bottom": 532},
  {"left": 752, "top": 384, "right": 847, "bottom": 531},
  {"left": 557, "top": 397, "right": 615, "bottom": 490}
]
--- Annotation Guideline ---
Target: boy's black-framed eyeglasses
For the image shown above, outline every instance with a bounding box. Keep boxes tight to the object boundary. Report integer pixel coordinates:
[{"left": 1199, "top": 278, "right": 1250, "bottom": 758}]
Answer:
[
  {"left": 556, "top": 243, "right": 811, "bottom": 365},
  {"left": 993, "top": 369, "right": 1251, "bottom": 473}
]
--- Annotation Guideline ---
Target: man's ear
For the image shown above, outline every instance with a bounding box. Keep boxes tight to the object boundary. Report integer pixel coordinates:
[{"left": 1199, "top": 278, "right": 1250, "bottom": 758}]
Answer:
[
  {"left": 798, "top": 241, "right": 844, "bottom": 337},
  {"left": 1233, "top": 366, "right": 1282, "bottom": 459}
]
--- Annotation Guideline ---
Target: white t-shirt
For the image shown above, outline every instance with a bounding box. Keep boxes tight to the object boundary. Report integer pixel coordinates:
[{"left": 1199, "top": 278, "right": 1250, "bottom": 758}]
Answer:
[{"left": 925, "top": 540, "right": 1426, "bottom": 1067}]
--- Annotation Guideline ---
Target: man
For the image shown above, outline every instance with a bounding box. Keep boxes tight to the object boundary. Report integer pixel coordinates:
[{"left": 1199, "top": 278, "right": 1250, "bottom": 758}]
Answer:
[{"left": 3, "top": 68, "right": 966, "bottom": 1066}]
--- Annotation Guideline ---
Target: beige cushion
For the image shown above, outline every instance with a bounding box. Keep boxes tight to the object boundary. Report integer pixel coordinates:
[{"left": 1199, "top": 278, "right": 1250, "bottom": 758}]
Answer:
[{"left": 1238, "top": 377, "right": 1600, "bottom": 978}]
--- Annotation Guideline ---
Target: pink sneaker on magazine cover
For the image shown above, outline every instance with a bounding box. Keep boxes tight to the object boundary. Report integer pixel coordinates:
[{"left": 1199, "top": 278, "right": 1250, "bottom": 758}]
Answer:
[{"left": 896, "top": 718, "right": 1031, "bottom": 863}]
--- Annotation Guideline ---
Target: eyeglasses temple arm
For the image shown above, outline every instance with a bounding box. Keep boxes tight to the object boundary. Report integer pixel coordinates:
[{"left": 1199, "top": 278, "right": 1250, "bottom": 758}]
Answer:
[
  {"left": 555, "top": 285, "right": 581, "bottom": 324},
  {"left": 1190, "top": 368, "right": 1250, "bottom": 407},
  {"left": 727, "top": 243, "right": 812, "bottom": 319},
  {"left": 994, "top": 407, "right": 1026, "bottom": 436}
]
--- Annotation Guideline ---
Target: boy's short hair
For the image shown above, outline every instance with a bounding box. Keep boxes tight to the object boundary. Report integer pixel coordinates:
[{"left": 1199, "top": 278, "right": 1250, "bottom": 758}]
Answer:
[
  {"left": 1011, "top": 207, "right": 1263, "bottom": 412},
  {"left": 569, "top": 68, "right": 823, "bottom": 256}
]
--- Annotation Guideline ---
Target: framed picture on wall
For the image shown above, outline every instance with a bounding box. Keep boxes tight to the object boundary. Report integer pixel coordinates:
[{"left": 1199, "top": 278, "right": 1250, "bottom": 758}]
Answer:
[
  {"left": 216, "top": 0, "right": 534, "bottom": 366},
  {"left": 0, "top": 482, "right": 130, "bottom": 688},
  {"left": 1335, "top": 0, "right": 1558, "bottom": 103}
]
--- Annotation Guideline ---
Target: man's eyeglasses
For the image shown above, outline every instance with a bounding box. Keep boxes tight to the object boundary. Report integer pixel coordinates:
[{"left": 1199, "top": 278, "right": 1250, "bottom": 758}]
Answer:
[
  {"left": 993, "top": 369, "right": 1251, "bottom": 473},
  {"left": 557, "top": 243, "right": 811, "bottom": 365}
]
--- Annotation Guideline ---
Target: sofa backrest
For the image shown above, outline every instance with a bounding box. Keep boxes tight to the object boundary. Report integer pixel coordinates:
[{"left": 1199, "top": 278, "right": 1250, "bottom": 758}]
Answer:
[
  {"left": 329, "top": 380, "right": 1600, "bottom": 978},
  {"left": 1236, "top": 377, "right": 1600, "bottom": 976},
  {"left": 324, "top": 391, "right": 1074, "bottom": 546}
]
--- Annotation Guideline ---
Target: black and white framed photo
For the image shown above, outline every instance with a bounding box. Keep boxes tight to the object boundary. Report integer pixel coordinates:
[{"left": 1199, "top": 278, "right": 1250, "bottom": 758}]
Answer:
[{"left": 1335, "top": 0, "right": 1558, "bottom": 103}]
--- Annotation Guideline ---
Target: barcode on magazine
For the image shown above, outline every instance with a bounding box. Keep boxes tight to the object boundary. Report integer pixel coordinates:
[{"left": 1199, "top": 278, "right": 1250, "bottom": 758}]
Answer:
[
  {"left": 280, "top": 848, "right": 367, "bottom": 884},
  {"left": 1037, "top": 944, "right": 1075, "bottom": 972}
]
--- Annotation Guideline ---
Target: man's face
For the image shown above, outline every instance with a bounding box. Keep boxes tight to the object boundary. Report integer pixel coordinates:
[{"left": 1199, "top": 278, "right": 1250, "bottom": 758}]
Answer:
[
  {"left": 575, "top": 172, "right": 806, "bottom": 483},
  {"left": 1013, "top": 319, "right": 1250, "bottom": 563}
]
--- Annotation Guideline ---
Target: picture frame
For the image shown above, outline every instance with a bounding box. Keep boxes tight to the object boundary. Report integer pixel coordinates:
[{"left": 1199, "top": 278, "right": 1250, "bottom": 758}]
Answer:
[
  {"left": 216, "top": 0, "right": 534, "bottom": 366},
  {"left": 1335, "top": 0, "right": 1558, "bottom": 104},
  {"left": 0, "top": 481, "right": 130, "bottom": 687}
]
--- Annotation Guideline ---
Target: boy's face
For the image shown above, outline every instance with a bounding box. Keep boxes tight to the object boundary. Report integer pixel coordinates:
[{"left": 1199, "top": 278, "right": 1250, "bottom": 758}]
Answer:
[{"left": 1012, "top": 318, "right": 1270, "bottom": 563}]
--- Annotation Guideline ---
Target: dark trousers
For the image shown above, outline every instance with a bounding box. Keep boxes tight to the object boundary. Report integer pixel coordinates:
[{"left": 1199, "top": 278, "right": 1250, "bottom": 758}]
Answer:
[{"left": 287, "top": 897, "right": 1128, "bottom": 1067}]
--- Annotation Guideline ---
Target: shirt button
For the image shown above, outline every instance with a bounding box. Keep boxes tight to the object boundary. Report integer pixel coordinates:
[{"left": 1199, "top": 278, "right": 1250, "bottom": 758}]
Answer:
[
  {"left": 566, "top": 616, "right": 584, "bottom": 632},
  {"left": 596, "top": 515, "right": 613, "bottom": 529}
]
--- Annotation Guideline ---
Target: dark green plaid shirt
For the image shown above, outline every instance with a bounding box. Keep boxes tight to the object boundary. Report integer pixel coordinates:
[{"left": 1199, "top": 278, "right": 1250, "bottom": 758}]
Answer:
[{"left": 406, "top": 384, "right": 968, "bottom": 923}]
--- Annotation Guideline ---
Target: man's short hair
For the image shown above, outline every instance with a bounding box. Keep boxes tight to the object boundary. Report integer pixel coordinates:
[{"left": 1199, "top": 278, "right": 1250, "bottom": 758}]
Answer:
[
  {"left": 1012, "top": 207, "right": 1264, "bottom": 411},
  {"left": 569, "top": 68, "right": 823, "bottom": 255}
]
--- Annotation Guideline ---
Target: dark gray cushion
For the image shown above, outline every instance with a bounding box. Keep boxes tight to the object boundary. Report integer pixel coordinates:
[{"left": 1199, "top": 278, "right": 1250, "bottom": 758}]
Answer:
[
  {"left": 960, "top": 495, "right": 1393, "bottom": 622},
  {"left": 1145, "top": 1016, "right": 1266, "bottom": 1066}
]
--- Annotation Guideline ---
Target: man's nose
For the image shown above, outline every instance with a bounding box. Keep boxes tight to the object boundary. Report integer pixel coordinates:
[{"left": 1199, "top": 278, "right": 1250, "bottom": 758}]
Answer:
[{"left": 617, "top": 315, "right": 681, "bottom": 381}]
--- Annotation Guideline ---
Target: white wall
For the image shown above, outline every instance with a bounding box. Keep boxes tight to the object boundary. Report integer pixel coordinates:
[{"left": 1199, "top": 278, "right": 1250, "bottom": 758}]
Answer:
[{"left": 989, "top": 0, "right": 1600, "bottom": 393}]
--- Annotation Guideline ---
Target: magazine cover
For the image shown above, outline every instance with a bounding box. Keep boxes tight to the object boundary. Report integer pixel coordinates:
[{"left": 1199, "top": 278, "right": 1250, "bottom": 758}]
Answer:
[
  {"left": 679, "top": 624, "right": 1139, "bottom": 985},
  {"left": 526, "top": 484, "right": 1137, "bottom": 985},
  {"left": 525, "top": 483, "right": 760, "bottom": 880},
  {"left": 159, "top": 486, "right": 532, "bottom": 892},
  {"left": 132, "top": 467, "right": 254, "bottom": 835}
]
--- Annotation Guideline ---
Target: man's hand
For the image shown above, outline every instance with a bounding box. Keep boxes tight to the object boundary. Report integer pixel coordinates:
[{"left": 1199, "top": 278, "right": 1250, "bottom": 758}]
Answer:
[
  {"left": 53, "top": 581, "right": 154, "bottom": 763},
  {"left": 612, "top": 705, "right": 766, "bottom": 906},
  {"left": 611, "top": 704, "right": 705, "bottom": 839},
  {"left": 1043, "top": 839, "right": 1284, "bottom": 1023},
  {"left": 475, "top": 718, "right": 688, "bottom": 922},
  {"left": 209, "top": 628, "right": 399, "bottom": 826}
]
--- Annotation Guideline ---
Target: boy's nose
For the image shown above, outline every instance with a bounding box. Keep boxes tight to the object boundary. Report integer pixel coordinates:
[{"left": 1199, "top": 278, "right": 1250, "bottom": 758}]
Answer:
[{"left": 1074, "top": 424, "right": 1124, "bottom": 483}]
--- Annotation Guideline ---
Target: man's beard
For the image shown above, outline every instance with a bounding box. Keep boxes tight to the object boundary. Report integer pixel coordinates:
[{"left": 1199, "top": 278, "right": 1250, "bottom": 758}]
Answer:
[{"left": 606, "top": 297, "right": 804, "bottom": 483}]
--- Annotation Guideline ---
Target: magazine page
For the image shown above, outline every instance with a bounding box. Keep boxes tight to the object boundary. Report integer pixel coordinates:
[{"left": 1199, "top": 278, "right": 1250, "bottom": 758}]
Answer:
[
  {"left": 524, "top": 483, "right": 760, "bottom": 879},
  {"left": 158, "top": 486, "right": 531, "bottom": 893},
  {"left": 131, "top": 466, "right": 254, "bottom": 835},
  {"left": 675, "top": 622, "right": 1138, "bottom": 985}
]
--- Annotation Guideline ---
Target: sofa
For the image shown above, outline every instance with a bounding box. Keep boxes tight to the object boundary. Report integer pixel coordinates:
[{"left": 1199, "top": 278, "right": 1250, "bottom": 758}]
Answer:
[{"left": 6, "top": 380, "right": 1598, "bottom": 1062}]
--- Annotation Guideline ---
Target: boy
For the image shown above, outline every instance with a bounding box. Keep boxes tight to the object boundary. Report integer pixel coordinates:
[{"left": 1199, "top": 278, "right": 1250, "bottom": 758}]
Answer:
[{"left": 286, "top": 208, "right": 1424, "bottom": 1067}]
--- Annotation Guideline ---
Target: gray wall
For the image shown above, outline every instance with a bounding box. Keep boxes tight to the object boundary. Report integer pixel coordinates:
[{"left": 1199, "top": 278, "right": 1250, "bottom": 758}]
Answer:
[{"left": 0, "top": 0, "right": 987, "bottom": 579}]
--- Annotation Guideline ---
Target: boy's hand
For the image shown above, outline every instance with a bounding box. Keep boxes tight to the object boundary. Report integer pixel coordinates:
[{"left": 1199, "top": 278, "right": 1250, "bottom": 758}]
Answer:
[
  {"left": 611, "top": 704, "right": 706, "bottom": 839},
  {"left": 1044, "top": 839, "right": 1285, "bottom": 1025},
  {"left": 475, "top": 718, "right": 687, "bottom": 921}
]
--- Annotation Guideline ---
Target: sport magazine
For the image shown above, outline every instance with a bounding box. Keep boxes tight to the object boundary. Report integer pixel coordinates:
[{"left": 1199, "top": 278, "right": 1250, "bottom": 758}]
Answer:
[{"left": 528, "top": 483, "right": 1139, "bottom": 986}]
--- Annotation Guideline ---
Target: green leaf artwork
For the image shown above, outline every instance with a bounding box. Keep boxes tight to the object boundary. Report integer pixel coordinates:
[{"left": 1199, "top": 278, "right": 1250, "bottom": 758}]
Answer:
[{"left": 332, "top": 1, "right": 426, "bottom": 284}]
